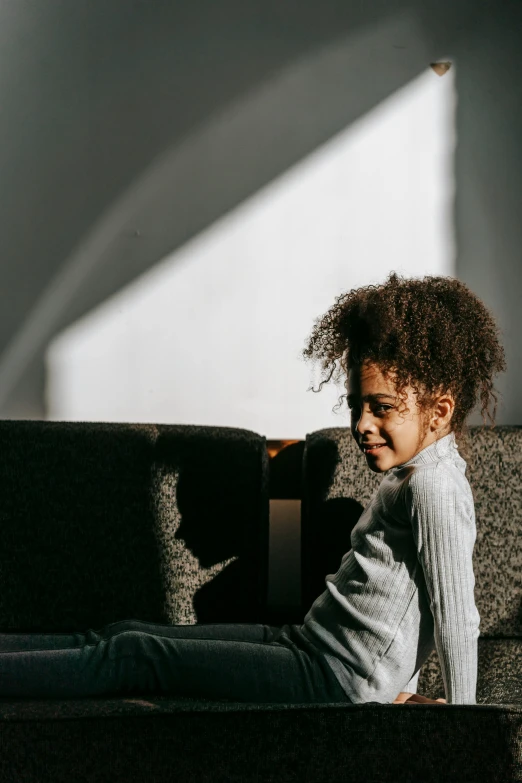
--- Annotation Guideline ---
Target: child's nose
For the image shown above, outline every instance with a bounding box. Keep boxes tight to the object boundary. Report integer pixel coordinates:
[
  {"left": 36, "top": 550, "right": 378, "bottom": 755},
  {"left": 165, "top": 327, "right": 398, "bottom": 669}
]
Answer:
[{"left": 355, "top": 408, "right": 377, "bottom": 434}]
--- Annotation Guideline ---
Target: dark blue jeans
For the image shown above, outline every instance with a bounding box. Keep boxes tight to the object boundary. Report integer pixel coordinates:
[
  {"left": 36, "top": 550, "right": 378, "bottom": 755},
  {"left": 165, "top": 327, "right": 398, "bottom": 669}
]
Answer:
[{"left": 0, "top": 619, "right": 351, "bottom": 703}]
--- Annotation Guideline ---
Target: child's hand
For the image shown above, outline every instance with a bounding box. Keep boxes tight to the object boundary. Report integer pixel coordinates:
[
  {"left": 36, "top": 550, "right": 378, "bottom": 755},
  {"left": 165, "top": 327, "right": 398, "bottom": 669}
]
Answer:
[
  {"left": 393, "top": 691, "right": 414, "bottom": 704},
  {"left": 393, "top": 691, "right": 447, "bottom": 705}
]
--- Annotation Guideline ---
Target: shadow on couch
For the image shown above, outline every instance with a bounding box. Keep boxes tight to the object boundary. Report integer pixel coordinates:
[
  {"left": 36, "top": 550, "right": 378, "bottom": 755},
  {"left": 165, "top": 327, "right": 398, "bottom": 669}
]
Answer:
[{"left": 0, "top": 421, "right": 269, "bottom": 633}]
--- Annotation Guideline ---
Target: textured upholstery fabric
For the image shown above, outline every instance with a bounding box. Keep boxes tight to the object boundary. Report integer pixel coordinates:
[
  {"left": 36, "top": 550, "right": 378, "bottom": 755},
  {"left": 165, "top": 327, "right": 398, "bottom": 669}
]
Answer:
[
  {"left": 0, "top": 421, "right": 269, "bottom": 630},
  {"left": 0, "top": 699, "right": 519, "bottom": 783},
  {"left": 463, "top": 427, "right": 522, "bottom": 637},
  {"left": 301, "top": 426, "right": 382, "bottom": 612},
  {"left": 301, "top": 425, "right": 522, "bottom": 705},
  {"left": 419, "top": 638, "right": 522, "bottom": 704}
]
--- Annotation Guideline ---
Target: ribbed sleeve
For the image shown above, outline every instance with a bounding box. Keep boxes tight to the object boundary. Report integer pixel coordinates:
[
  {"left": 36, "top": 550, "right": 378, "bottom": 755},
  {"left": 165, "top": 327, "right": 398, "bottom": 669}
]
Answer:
[{"left": 407, "top": 463, "right": 480, "bottom": 704}]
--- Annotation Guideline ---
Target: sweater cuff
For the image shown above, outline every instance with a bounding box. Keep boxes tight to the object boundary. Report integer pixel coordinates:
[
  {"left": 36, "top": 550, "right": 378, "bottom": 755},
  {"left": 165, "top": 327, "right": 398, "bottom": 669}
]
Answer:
[{"left": 404, "top": 671, "right": 420, "bottom": 693}]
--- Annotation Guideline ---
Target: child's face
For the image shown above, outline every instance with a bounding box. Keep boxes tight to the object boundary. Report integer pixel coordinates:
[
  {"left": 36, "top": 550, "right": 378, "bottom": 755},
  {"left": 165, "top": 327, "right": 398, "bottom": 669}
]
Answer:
[{"left": 347, "top": 360, "right": 437, "bottom": 473}]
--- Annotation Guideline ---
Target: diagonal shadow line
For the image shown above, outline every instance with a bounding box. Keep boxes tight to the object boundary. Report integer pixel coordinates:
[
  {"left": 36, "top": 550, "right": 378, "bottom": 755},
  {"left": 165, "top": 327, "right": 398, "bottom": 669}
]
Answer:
[{"left": 0, "top": 10, "right": 441, "bottom": 414}]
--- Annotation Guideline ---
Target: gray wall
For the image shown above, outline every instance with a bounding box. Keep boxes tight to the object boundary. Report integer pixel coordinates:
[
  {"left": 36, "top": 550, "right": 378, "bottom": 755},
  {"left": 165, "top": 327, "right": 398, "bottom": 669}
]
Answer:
[
  {"left": 452, "top": 4, "right": 522, "bottom": 424},
  {"left": 1, "top": 0, "right": 518, "bottom": 423}
]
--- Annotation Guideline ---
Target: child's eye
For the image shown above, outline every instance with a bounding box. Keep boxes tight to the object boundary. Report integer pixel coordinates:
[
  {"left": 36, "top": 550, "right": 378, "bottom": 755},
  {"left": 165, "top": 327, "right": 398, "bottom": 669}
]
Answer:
[{"left": 347, "top": 403, "right": 392, "bottom": 414}]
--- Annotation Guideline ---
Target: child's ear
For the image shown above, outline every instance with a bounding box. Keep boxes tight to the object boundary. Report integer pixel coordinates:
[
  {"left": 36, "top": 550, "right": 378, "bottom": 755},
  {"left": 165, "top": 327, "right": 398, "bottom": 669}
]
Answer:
[{"left": 432, "top": 392, "right": 455, "bottom": 430}]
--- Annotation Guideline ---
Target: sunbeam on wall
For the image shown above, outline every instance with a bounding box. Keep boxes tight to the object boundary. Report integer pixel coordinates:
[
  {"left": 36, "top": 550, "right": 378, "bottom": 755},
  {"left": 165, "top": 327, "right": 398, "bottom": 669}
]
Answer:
[{"left": 46, "top": 66, "right": 456, "bottom": 438}]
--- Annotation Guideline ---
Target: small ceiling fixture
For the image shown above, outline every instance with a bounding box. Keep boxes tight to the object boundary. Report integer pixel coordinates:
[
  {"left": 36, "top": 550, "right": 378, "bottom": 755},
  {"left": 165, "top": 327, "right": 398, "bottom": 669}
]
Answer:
[{"left": 430, "top": 61, "right": 452, "bottom": 76}]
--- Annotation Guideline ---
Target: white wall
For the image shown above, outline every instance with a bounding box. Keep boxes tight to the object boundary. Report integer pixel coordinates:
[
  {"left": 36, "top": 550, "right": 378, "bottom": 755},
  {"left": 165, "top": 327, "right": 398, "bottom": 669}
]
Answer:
[
  {"left": 46, "top": 67, "right": 456, "bottom": 438},
  {"left": 0, "top": 4, "right": 448, "bottom": 420}
]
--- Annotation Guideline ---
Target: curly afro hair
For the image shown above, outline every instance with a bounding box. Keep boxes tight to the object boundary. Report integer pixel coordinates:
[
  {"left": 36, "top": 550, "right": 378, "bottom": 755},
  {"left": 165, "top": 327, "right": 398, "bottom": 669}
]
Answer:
[{"left": 303, "top": 272, "right": 506, "bottom": 453}]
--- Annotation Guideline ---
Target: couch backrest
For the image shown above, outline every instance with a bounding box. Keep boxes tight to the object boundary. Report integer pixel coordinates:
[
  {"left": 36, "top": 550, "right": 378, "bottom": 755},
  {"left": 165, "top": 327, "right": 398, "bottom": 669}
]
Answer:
[
  {"left": 0, "top": 421, "right": 269, "bottom": 631},
  {"left": 301, "top": 426, "right": 522, "bottom": 637}
]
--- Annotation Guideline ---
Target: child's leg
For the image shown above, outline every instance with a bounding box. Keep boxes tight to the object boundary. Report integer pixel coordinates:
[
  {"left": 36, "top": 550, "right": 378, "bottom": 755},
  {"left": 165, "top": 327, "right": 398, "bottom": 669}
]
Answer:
[{"left": 0, "top": 620, "right": 349, "bottom": 703}]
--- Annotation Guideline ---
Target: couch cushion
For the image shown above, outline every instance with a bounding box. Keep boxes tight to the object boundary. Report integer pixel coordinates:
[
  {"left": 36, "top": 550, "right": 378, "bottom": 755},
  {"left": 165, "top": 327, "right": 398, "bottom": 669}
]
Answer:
[
  {"left": 302, "top": 426, "right": 522, "bottom": 637},
  {"left": 0, "top": 421, "right": 269, "bottom": 631},
  {"left": 0, "top": 698, "right": 520, "bottom": 783},
  {"left": 465, "top": 427, "right": 522, "bottom": 636},
  {"left": 301, "top": 427, "right": 382, "bottom": 612},
  {"left": 418, "top": 638, "right": 522, "bottom": 705}
]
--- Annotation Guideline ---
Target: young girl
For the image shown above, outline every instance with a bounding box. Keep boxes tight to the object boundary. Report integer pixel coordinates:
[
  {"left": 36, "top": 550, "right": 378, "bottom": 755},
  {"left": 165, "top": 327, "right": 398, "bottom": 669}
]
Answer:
[{"left": 0, "top": 273, "right": 506, "bottom": 706}]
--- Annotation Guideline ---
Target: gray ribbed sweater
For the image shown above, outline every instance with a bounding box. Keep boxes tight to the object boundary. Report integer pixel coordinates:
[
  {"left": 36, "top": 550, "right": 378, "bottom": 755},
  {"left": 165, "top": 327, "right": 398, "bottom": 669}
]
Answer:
[{"left": 300, "top": 432, "right": 480, "bottom": 704}]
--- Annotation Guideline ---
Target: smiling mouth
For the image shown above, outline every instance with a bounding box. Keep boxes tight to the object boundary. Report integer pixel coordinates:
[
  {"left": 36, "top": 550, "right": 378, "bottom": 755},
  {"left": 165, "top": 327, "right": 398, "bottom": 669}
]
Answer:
[{"left": 361, "top": 444, "right": 387, "bottom": 454}]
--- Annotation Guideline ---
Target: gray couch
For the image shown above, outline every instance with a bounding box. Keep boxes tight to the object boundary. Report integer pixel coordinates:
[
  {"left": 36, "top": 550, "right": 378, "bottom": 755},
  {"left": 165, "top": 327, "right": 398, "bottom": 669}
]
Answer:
[{"left": 0, "top": 420, "right": 520, "bottom": 783}]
